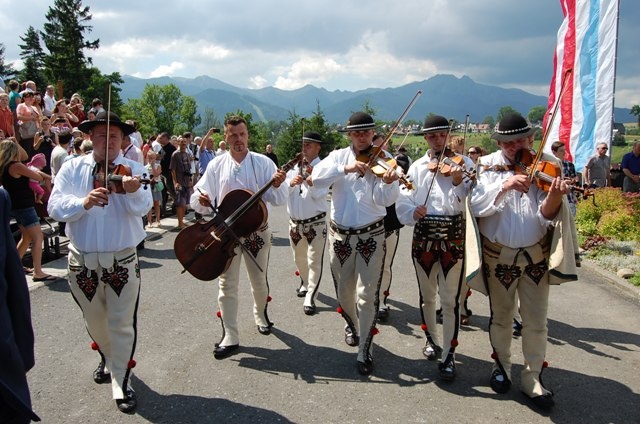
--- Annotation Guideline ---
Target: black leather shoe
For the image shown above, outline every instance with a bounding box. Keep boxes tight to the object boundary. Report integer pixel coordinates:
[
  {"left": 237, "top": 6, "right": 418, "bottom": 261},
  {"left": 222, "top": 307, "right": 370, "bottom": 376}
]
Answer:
[
  {"left": 490, "top": 368, "right": 512, "bottom": 394},
  {"left": 303, "top": 305, "right": 316, "bottom": 315},
  {"left": 257, "top": 325, "right": 272, "bottom": 335},
  {"left": 357, "top": 358, "right": 374, "bottom": 375},
  {"left": 93, "top": 361, "right": 111, "bottom": 384},
  {"left": 116, "top": 388, "right": 137, "bottom": 413},
  {"left": 213, "top": 344, "right": 240, "bottom": 359},
  {"left": 512, "top": 319, "right": 523, "bottom": 337},
  {"left": 529, "top": 393, "right": 555, "bottom": 410},
  {"left": 296, "top": 287, "right": 308, "bottom": 298},
  {"left": 344, "top": 329, "right": 359, "bottom": 347},
  {"left": 377, "top": 307, "right": 389, "bottom": 322},
  {"left": 422, "top": 341, "right": 442, "bottom": 361},
  {"left": 439, "top": 361, "right": 456, "bottom": 381}
]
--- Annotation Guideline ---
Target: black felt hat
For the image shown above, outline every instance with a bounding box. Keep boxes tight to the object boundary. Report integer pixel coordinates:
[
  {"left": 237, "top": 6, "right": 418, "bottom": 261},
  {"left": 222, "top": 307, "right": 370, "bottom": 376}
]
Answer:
[
  {"left": 418, "top": 115, "right": 450, "bottom": 134},
  {"left": 491, "top": 113, "right": 535, "bottom": 142},
  {"left": 339, "top": 112, "right": 376, "bottom": 132},
  {"left": 301, "top": 131, "right": 323, "bottom": 143},
  {"left": 78, "top": 111, "right": 135, "bottom": 136}
]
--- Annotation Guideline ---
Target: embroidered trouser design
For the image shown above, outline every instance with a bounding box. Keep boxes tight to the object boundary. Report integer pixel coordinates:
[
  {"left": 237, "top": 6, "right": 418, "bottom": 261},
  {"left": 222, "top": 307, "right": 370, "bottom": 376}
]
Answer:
[
  {"left": 412, "top": 236, "right": 465, "bottom": 364},
  {"left": 329, "top": 225, "right": 385, "bottom": 363},
  {"left": 289, "top": 219, "right": 327, "bottom": 307},
  {"left": 218, "top": 227, "right": 272, "bottom": 346},
  {"left": 68, "top": 249, "right": 140, "bottom": 400},
  {"left": 482, "top": 237, "right": 551, "bottom": 398}
]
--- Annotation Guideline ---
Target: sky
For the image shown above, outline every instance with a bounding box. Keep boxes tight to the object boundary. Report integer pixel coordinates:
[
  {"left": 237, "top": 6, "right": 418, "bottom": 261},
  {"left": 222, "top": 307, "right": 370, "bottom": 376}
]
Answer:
[{"left": 1, "top": 0, "right": 638, "bottom": 108}]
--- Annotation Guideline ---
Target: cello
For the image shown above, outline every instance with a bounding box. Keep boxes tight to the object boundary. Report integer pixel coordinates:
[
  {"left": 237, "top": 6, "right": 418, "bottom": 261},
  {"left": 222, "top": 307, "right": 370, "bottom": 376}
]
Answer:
[{"left": 174, "top": 153, "right": 302, "bottom": 281}]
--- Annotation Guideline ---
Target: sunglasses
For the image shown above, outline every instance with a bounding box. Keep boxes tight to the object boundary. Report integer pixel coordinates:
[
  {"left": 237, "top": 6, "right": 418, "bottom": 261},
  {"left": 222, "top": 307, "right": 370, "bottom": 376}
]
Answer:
[{"left": 468, "top": 151, "right": 479, "bottom": 154}]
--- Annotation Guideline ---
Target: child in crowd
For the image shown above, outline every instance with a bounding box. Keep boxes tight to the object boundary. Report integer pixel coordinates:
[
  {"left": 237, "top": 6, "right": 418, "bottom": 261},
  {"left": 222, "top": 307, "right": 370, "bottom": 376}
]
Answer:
[{"left": 26, "top": 153, "right": 51, "bottom": 204}]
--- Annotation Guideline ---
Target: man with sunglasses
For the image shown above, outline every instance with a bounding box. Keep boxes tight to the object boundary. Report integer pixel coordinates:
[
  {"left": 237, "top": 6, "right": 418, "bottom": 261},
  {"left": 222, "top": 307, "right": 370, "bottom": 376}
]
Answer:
[{"left": 583, "top": 142, "right": 611, "bottom": 188}]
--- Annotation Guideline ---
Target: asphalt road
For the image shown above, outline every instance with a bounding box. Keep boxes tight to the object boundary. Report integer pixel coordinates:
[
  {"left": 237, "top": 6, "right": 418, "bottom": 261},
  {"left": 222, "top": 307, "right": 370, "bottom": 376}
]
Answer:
[{"left": 26, "top": 205, "right": 640, "bottom": 424}]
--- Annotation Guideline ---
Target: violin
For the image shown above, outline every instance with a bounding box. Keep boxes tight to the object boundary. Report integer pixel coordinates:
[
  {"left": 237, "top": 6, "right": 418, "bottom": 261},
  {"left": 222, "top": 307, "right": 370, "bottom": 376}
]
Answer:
[
  {"left": 93, "top": 162, "right": 152, "bottom": 194},
  {"left": 514, "top": 149, "right": 592, "bottom": 197},
  {"left": 357, "top": 145, "right": 414, "bottom": 190},
  {"left": 427, "top": 148, "right": 475, "bottom": 180}
]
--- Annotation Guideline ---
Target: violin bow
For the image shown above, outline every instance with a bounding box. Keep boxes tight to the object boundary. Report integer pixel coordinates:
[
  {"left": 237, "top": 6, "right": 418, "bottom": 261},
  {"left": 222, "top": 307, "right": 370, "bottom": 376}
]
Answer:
[
  {"left": 366, "top": 90, "right": 423, "bottom": 168},
  {"left": 528, "top": 68, "right": 572, "bottom": 183},
  {"left": 104, "top": 82, "right": 112, "bottom": 187},
  {"left": 462, "top": 114, "right": 470, "bottom": 153},
  {"left": 299, "top": 118, "right": 306, "bottom": 194},
  {"left": 422, "top": 120, "right": 455, "bottom": 206}
]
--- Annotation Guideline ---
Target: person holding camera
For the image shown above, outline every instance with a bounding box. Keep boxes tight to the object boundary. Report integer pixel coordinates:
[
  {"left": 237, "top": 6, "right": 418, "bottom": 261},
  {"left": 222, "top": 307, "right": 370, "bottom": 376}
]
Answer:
[{"left": 170, "top": 136, "right": 194, "bottom": 229}]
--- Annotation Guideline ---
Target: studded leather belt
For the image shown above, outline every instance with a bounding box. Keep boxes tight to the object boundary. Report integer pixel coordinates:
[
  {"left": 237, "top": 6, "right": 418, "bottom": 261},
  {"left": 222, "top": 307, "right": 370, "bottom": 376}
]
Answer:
[
  {"left": 291, "top": 212, "right": 326, "bottom": 225},
  {"left": 330, "top": 219, "right": 383, "bottom": 236},
  {"left": 414, "top": 213, "right": 464, "bottom": 241}
]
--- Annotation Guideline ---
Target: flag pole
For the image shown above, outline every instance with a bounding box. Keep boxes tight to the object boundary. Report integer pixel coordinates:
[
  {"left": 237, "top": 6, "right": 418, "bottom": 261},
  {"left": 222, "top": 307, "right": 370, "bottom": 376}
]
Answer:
[{"left": 609, "top": 0, "right": 621, "bottom": 150}]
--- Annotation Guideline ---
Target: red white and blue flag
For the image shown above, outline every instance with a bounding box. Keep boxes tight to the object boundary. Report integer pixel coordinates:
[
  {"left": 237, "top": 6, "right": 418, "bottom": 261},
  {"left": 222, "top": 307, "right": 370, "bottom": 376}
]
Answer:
[{"left": 544, "top": 0, "right": 619, "bottom": 171}]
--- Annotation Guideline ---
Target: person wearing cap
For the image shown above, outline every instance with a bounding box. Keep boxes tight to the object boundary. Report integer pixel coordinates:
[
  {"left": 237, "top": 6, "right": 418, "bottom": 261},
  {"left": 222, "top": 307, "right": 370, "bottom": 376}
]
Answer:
[
  {"left": 285, "top": 131, "right": 329, "bottom": 315},
  {"left": 469, "top": 112, "right": 577, "bottom": 409},
  {"left": 191, "top": 115, "right": 287, "bottom": 360},
  {"left": 47, "top": 111, "right": 152, "bottom": 414},
  {"left": 395, "top": 115, "right": 475, "bottom": 381},
  {"left": 311, "top": 111, "right": 400, "bottom": 375}
]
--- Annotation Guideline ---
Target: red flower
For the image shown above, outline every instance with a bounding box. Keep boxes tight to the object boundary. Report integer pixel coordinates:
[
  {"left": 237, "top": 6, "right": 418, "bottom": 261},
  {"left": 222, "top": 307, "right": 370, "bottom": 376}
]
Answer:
[
  {"left": 127, "top": 359, "right": 137, "bottom": 369},
  {"left": 295, "top": 270, "right": 300, "bottom": 276},
  {"left": 216, "top": 311, "right": 222, "bottom": 318},
  {"left": 267, "top": 295, "right": 272, "bottom": 302},
  {"left": 336, "top": 306, "right": 343, "bottom": 314},
  {"left": 543, "top": 361, "right": 549, "bottom": 368},
  {"left": 491, "top": 352, "right": 498, "bottom": 360},
  {"left": 91, "top": 341, "right": 99, "bottom": 351},
  {"left": 371, "top": 328, "right": 380, "bottom": 335},
  {"left": 420, "top": 323, "right": 428, "bottom": 331},
  {"left": 383, "top": 290, "right": 390, "bottom": 297},
  {"left": 451, "top": 339, "right": 459, "bottom": 347}
]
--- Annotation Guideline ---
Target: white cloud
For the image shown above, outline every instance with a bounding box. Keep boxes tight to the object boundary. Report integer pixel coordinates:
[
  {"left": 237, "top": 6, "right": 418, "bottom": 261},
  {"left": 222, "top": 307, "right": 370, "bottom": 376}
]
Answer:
[
  {"left": 273, "top": 56, "right": 342, "bottom": 90},
  {"left": 249, "top": 75, "right": 268, "bottom": 89},
  {"left": 149, "top": 62, "right": 185, "bottom": 78}
]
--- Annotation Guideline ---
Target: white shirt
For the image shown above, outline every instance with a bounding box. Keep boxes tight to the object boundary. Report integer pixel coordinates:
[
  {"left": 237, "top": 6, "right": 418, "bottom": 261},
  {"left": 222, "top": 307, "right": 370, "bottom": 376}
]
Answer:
[
  {"left": 470, "top": 150, "right": 554, "bottom": 248},
  {"left": 285, "top": 157, "right": 328, "bottom": 220},
  {"left": 50, "top": 145, "right": 68, "bottom": 183},
  {"left": 151, "top": 140, "right": 162, "bottom": 154},
  {"left": 43, "top": 94, "right": 56, "bottom": 117},
  {"left": 190, "top": 151, "right": 288, "bottom": 216},
  {"left": 311, "top": 146, "right": 399, "bottom": 228},
  {"left": 123, "top": 143, "right": 144, "bottom": 165},
  {"left": 129, "top": 131, "right": 142, "bottom": 148},
  {"left": 47, "top": 153, "right": 153, "bottom": 252},
  {"left": 396, "top": 151, "right": 475, "bottom": 225}
]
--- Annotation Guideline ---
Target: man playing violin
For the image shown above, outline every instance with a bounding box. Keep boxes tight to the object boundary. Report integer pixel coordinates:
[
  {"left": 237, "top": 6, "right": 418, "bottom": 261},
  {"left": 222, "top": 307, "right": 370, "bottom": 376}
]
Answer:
[
  {"left": 311, "top": 111, "right": 400, "bottom": 375},
  {"left": 190, "top": 115, "right": 287, "bottom": 360},
  {"left": 285, "top": 131, "right": 329, "bottom": 315},
  {"left": 395, "top": 115, "right": 475, "bottom": 381},
  {"left": 469, "top": 112, "right": 577, "bottom": 410},
  {"left": 47, "top": 111, "right": 152, "bottom": 414}
]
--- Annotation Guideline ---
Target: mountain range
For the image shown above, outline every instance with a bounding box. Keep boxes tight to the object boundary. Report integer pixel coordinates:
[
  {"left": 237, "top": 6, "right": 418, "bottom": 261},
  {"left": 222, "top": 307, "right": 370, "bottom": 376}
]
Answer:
[{"left": 120, "top": 74, "right": 632, "bottom": 125}]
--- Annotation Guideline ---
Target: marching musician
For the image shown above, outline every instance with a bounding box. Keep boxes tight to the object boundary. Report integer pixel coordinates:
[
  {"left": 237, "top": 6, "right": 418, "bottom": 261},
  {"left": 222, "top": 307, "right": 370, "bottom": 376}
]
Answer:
[
  {"left": 311, "top": 112, "right": 399, "bottom": 375},
  {"left": 285, "top": 131, "right": 329, "bottom": 315},
  {"left": 47, "top": 111, "right": 153, "bottom": 413},
  {"left": 371, "top": 133, "right": 403, "bottom": 322},
  {"left": 395, "top": 115, "right": 475, "bottom": 381},
  {"left": 469, "top": 112, "right": 577, "bottom": 409},
  {"left": 190, "top": 115, "right": 287, "bottom": 360}
]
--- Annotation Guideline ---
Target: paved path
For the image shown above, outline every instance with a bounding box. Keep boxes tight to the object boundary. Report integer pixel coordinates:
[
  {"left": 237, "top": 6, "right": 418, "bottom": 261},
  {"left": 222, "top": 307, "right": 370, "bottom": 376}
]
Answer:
[{"left": 26, "top": 206, "right": 640, "bottom": 423}]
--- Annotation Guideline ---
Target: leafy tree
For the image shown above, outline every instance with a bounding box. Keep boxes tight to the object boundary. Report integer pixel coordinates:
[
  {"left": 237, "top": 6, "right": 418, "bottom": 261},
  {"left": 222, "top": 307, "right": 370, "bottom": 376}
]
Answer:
[
  {"left": 496, "top": 106, "right": 519, "bottom": 123},
  {"left": 201, "top": 107, "right": 222, "bottom": 133},
  {"left": 81, "top": 67, "right": 124, "bottom": 114},
  {"left": 122, "top": 83, "right": 200, "bottom": 137},
  {"left": 528, "top": 105, "right": 547, "bottom": 125},
  {"left": 482, "top": 115, "right": 495, "bottom": 129},
  {"left": 631, "top": 105, "right": 640, "bottom": 127},
  {"left": 0, "top": 43, "right": 16, "bottom": 82},
  {"left": 17, "top": 26, "right": 47, "bottom": 90},
  {"left": 41, "top": 0, "right": 99, "bottom": 97}
]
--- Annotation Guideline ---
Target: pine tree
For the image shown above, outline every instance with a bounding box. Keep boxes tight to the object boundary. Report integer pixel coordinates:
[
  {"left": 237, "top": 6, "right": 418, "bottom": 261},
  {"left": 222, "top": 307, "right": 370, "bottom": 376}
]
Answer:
[
  {"left": 18, "top": 26, "right": 47, "bottom": 90},
  {"left": 41, "top": 0, "right": 99, "bottom": 97},
  {"left": 0, "top": 43, "right": 16, "bottom": 82}
]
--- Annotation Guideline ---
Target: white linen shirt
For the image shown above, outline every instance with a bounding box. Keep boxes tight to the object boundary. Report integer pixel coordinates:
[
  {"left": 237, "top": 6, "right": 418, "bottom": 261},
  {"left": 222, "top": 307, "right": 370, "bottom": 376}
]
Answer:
[
  {"left": 47, "top": 153, "right": 153, "bottom": 252},
  {"left": 285, "top": 157, "right": 329, "bottom": 220},
  {"left": 311, "top": 146, "right": 399, "bottom": 228},
  {"left": 190, "top": 151, "right": 288, "bottom": 215},
  {"left": 396, "top": 151, "right": 475, "bottom": 226},
  {"left": 470, "top": 150, "right": 555, "bottom": 248}
]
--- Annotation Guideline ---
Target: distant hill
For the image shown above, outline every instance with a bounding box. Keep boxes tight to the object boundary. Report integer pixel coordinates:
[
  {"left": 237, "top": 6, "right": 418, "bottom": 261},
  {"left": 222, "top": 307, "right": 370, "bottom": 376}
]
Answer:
[{"left": 120, "top": 74, "right": 632, "bottom": 125}]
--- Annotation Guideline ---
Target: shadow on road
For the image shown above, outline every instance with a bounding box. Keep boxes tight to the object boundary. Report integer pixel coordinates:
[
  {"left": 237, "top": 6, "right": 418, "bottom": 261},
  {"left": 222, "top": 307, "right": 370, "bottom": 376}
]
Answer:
[{"left": 131, "top": 376, "right": 293, "bottom": 424}]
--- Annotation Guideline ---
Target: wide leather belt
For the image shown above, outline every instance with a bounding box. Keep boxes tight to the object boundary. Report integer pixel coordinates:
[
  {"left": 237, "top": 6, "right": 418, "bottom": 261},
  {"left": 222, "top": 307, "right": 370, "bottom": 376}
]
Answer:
[
  {"left": 291, "top": 212, "right": 326, "bottom": 225},
  {"left": 330, "top": 219, "right": 383, "bottom": 236},
  {"left": 415, "top": 213, "right": 464, "bottom": 241}
]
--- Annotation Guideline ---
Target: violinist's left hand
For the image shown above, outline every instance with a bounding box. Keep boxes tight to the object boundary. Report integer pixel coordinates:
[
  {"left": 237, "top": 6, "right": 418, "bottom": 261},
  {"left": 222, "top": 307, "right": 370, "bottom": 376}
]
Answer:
[
  {"left": 121, "top": 175, "right": 142, "bottom": 193},
  {"left": 305, "top": 176, "right": 314, "bottom": 187},
  {"left": 449, "top": 165, "right": 464, "bottom": 186},
  {"left": 541, "top": 176, "right": 569, "bottom": 220},
  {"left": 381, "top": 166, "right": 399, "bottom": 184},
  {"left": 272, "top": 169, "right": 286, "bottom": 188}
]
